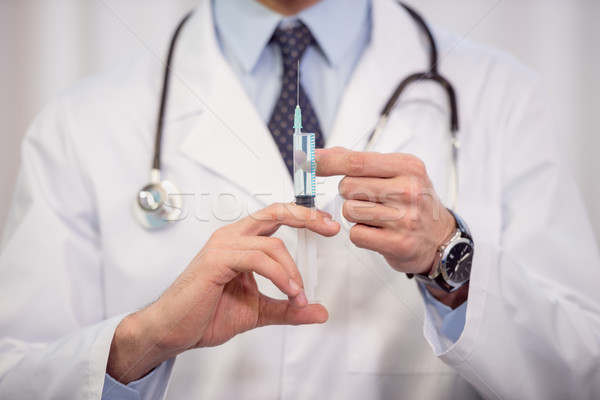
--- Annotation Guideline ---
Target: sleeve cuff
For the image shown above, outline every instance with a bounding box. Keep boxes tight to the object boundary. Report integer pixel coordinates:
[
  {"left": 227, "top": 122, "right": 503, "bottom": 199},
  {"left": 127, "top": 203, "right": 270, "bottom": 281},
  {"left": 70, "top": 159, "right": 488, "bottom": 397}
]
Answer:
[
  {"left": 102, "top": 358, "right": 175, "bottom": 400},
  {"left": 418, "top": 282, "right": 468, "bottom": 353}
]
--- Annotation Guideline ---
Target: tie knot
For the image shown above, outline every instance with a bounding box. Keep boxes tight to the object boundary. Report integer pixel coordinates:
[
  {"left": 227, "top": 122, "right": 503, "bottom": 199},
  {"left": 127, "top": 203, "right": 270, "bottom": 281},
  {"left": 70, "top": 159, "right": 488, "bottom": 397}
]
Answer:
[{"left": 271, "top": 22, "right": 315, "bottom": 66}]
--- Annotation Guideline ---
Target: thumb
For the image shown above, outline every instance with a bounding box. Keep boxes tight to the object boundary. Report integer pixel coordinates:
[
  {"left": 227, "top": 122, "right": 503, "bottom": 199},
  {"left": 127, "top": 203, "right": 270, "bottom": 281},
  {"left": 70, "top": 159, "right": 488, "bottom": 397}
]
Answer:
[{"left": 256, "top": 295, "right": 329, "bottom": 327}]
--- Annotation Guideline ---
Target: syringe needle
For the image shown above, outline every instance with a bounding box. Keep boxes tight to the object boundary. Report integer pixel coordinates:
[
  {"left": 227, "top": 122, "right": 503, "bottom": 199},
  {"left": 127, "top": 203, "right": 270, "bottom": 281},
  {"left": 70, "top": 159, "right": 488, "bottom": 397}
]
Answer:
[
  {"left": 293, "top": 60, "right": 302, "bottom": 133},
  {"left": 296, "top": 59, "right": 300, "bottom": 106}
]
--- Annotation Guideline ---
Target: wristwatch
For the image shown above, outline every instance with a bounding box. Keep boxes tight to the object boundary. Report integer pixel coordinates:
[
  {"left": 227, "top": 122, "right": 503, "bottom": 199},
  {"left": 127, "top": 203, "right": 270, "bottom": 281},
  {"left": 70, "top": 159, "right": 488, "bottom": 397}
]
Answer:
[{"left": 412, "top": 209, "right": 474, "bottom": 292}]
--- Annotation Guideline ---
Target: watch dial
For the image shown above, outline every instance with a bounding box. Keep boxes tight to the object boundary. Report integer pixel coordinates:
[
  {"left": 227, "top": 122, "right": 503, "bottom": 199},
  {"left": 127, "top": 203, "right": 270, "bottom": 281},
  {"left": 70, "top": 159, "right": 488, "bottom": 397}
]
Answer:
[{"left": 446, "top": 242, "right": 473, "bottom": 282}]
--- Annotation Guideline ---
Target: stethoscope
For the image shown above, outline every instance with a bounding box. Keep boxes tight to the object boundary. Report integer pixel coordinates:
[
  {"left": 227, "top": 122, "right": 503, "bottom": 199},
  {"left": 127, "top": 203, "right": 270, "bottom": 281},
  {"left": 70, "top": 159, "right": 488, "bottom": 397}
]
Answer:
[
  {"left": 132, "top": 3, "right": 459, "bottom": 230},
  {"left": 131, "top": 13, "right": 191, "bottom": 229}
]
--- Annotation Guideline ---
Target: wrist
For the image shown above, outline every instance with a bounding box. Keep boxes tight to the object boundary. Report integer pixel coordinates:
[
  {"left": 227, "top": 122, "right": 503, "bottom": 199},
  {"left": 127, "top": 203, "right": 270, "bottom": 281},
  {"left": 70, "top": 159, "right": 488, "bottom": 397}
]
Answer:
[
  {"left": 107, "top": 310, "right": 168, "bottom": 384},
  {"left": 425, "top": 281, "right": 469, "bottom": 309},
  {"left": 419, "top": 209, "right": 458, "bottom": 275},
  {"left": 411, "top": 209, "right": 474, "bottom": 295}
]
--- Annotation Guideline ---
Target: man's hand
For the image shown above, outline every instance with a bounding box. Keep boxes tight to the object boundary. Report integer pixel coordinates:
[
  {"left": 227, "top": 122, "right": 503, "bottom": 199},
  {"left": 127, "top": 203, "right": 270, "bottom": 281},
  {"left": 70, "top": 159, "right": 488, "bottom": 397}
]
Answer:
[
  {"left": 107, "top": 203, "right": 340, "bottom": 384},
  {"left": 316, "top": 147, "right": 467, "bottom": 306}
]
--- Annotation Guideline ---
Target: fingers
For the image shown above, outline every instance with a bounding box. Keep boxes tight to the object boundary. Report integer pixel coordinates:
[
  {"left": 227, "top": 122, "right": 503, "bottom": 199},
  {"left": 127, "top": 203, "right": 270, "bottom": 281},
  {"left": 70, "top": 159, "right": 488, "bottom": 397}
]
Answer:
[
  {"left": 342, "top": 200, "right": 411, "bottom": 229},
  {"left": 234, "top": 203, "right": 341, "bottom": 238},
  {"left": 347, "top": 223, "right": 418, "bottom": 262},
  {"left": 206, "top": 246, "right": 304, "bottom": 305},
  {"left": 220, "top": 236, "right": 302, "bottom": 291},
  {"left": 338, "top": 176, "right": 418, "bottom": 203},
  {"left": 202, "top": 203, "right": 341, "bottom": 310},
  {"left": 257, "top": 294, "right": 329, "bottom": 327},
  {"left": 315, "top": 147, "right": 427, "bottom": 178}
]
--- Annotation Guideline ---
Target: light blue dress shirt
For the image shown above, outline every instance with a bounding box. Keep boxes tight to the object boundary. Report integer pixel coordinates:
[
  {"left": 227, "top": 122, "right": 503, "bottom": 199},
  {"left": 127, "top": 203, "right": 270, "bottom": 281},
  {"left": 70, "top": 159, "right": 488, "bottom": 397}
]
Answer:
[{"left": 103, "top": 0, "right": 467, "bottom": 398}]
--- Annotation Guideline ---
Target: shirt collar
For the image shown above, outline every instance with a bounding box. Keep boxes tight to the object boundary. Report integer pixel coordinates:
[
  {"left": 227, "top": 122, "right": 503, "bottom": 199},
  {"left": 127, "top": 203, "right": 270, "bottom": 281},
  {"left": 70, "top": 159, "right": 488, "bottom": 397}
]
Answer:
[{"left": 214, "top": 0, "right": 370, "bottom": 72}]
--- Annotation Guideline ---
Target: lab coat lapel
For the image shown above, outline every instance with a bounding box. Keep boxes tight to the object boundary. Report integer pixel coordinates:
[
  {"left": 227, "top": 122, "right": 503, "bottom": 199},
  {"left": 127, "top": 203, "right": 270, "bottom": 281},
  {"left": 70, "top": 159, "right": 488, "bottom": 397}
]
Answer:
[
  {"left": 168, "top": 1, "right": 293, "bottom": 206},
  {"left": 318, "top": 0, "right": 429, "bottom": 208}
]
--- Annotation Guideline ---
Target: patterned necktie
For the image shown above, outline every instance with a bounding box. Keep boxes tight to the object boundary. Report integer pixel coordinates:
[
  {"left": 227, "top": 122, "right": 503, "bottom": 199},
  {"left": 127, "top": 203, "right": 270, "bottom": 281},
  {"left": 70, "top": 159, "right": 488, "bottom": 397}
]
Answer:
[{"left": 267, "top": 23, "right": 324, "bottom": 176}]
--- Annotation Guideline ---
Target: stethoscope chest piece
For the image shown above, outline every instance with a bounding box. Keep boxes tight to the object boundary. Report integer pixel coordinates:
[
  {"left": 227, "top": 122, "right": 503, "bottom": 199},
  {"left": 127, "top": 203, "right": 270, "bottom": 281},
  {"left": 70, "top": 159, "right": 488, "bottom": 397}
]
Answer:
[{"left": 131, "top": 178, "right": 182, "bottom": 229}]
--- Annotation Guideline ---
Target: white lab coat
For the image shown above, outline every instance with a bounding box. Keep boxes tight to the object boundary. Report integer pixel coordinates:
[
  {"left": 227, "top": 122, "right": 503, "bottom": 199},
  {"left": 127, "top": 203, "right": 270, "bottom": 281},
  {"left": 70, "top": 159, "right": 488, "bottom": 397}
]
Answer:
[{"left": 1, "top": 0, "right": 599, "bottom": 399}]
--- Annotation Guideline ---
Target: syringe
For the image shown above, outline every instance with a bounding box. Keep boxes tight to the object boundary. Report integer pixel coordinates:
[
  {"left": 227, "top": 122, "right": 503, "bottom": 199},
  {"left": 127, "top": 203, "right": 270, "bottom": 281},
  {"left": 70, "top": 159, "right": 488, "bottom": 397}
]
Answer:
[{"left": 293, "top": 61, "right": 318, "bottom": 303}]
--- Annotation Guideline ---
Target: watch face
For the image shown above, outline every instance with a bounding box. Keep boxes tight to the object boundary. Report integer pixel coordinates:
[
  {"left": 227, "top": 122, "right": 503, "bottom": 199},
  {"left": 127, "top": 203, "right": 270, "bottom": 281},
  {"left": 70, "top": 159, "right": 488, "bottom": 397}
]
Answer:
[{"left": 445, "top": 240, "right": 473, "bottom": 283}]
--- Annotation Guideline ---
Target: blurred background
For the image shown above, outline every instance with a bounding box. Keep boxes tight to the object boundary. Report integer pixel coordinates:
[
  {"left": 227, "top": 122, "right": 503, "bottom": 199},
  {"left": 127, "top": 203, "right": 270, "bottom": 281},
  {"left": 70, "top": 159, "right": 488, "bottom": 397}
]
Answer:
[{"left": 1, "top": 0, "right": 599, "bottom": 245}]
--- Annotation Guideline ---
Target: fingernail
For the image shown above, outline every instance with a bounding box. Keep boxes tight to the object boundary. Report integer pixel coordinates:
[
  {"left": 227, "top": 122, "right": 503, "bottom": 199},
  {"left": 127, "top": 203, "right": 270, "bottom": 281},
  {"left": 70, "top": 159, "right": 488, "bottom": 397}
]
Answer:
[
  {"left": 296, "top": 289, "right": 307, "bottom": 306},
  {"left": 324, "top": 217, "right": 336, "bottom": 225},
  {"left": 319, "top": 210, "right": 333, "bottom": 219},
  {"left": 289, "top": 278, "right": 301, "bottom": 293}
]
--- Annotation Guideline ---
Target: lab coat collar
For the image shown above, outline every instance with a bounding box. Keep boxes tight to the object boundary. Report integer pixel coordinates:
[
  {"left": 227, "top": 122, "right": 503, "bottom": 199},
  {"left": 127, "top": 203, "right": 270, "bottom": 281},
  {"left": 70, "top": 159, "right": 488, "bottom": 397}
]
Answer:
[
  {"left": 168, "top": 0, "right": 294, "bottom": 206},
  {"left": 326, "top": 0, "right": 428, "bottom": 149}
]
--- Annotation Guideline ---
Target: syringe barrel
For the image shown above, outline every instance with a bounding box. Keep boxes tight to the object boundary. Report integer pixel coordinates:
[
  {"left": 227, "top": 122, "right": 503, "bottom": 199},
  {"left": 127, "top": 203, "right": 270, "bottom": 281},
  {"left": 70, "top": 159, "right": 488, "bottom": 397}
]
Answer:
[{"left": 293, "top": 132, "right": 316, "bottom": 203}]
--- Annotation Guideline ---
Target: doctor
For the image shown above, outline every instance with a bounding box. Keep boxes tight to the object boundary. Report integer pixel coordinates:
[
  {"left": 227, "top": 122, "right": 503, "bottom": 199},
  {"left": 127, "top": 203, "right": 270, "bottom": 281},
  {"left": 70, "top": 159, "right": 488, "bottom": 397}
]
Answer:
[{"left": 1, "top": 0, "right": 600, "bottom": 399}]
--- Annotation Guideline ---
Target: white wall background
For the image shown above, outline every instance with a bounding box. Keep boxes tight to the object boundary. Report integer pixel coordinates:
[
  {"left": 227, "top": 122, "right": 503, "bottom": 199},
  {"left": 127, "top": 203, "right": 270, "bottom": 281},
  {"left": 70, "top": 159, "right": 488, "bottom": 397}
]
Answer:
[{"left": 1, "top": 0, "right": 599, "bottom": 245}]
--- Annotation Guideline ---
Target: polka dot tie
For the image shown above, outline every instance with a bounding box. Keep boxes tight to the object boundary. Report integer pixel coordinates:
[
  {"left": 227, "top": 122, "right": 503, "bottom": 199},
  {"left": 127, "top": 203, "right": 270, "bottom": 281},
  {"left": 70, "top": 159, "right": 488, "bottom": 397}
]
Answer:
[{"left": 267, "top": 23, "right": 324, "bottom": 176}]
